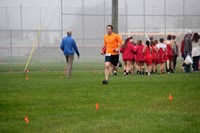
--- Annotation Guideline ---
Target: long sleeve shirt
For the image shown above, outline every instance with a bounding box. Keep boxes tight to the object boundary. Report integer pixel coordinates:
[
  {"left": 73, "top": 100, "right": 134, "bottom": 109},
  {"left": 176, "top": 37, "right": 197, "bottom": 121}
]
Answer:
[{"left": 60, "top": 35, "right": 80, "bottom": 56}]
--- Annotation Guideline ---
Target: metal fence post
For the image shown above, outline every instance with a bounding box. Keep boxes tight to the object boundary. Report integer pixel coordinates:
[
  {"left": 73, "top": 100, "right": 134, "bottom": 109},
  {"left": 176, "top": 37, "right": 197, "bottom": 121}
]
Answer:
[{"left": 10, "top": 30, "right": 12, "bottom": 70}]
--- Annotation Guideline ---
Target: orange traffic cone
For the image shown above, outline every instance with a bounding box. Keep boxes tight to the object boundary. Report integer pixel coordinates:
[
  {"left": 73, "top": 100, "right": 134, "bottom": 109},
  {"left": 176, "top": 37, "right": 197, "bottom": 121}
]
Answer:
[
  {"left": 24, "top": 116, "right": 29, "bottom": 123},
  {"left": 169, "top": 94, "right": 173, "bottom": 101},
  {"left": 96, "top": 103, "right": 99, "bottom": 110},
  {"left": 26, "top": 76, "right": 29, "bottom": 81}
]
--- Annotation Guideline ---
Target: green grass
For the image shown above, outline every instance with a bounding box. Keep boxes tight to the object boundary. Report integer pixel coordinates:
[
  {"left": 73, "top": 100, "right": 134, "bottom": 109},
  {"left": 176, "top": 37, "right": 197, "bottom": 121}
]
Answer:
[{"left": 0, "top": 63, "right": 200, "bottom": 133}]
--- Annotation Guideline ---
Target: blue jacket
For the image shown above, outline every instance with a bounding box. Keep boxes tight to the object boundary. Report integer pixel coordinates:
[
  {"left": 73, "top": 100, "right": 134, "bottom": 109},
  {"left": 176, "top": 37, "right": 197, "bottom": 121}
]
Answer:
[{"left": 60, "top": 35, "right": 80, "bottom": 56}]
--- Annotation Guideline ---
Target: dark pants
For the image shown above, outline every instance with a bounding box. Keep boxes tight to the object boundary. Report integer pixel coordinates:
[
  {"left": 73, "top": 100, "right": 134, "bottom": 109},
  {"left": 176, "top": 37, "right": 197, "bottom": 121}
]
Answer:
[
  {"left": 173, "top": 55, "right": 178, "bottom": 70},
  {"left": 192, "top": 56, "right": 200, "bottom": 72},
  {"left": 184, "top": 53, "right": 192, "bottom": 73},
  {"left": 182, "top": 54, "right": 186, "bottom": 67},
  {"left": 185, "top": 65, "right": 190, "bottom": 73}
]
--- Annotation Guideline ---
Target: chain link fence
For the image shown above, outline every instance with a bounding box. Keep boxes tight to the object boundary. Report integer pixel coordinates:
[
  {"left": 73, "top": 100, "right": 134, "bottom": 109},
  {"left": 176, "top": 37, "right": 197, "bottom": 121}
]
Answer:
[{"left": 0, "top": 0, "right": 200, "bottom": 71}]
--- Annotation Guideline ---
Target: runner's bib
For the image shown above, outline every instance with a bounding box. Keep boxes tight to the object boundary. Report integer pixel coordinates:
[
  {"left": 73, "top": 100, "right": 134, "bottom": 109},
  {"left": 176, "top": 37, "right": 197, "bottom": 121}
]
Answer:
[{"left": 105, "top": 53, "right": 111, "bottom": 56}]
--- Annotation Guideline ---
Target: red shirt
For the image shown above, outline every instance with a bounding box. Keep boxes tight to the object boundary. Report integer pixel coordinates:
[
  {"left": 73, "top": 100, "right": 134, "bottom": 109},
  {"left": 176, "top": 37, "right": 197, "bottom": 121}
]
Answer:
[
  {"left": 135, "top": 44, "right": 145, "bottom": 62},
  {"left": 120, "top": 42, "right": 135, "bottom": 60},
  {"left": 144, "top": 46, "right": 152, "bottom": 60},
  {"left": 151, "top": 46, "right": 156, "bottom": 60}
]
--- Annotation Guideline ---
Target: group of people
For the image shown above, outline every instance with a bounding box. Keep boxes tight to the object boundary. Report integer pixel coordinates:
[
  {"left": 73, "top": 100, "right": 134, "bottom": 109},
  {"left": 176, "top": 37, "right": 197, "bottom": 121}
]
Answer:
[
  {"left": 181, "top": 31, "right": 200, "bottom": 73},
  {"left": 119, "top": 35, "right": 178, "bottom": 76},
  {"left": 101, "top": 25, "right": 200, "bottom": 84},
  {"left": 60, "top": 25, "right": 199, "bottom": 84}
]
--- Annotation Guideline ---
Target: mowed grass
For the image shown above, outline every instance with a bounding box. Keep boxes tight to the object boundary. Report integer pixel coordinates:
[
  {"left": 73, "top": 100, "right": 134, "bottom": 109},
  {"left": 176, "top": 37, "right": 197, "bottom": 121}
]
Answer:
[{"left": 0, "top": 63, "right": 200, "bottom": 133}]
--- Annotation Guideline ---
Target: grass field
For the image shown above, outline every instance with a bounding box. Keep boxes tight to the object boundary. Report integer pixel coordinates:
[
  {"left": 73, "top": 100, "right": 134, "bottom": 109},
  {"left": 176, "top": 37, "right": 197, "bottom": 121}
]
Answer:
[{"left": 0, "top": 62, "right": 200, "bottom": 133}]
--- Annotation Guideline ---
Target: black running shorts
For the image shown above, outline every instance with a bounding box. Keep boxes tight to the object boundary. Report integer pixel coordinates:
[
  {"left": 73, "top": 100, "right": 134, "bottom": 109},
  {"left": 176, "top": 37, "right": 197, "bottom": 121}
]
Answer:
[{"left": 105, "top": 54, "right": 119, "bottom": 66}]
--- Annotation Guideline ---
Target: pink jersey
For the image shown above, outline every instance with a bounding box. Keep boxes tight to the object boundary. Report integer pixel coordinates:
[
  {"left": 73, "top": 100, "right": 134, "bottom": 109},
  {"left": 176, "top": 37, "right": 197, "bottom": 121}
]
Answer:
[
  {"left": 135, "top": 44, "right": 145, "bottom": 62},
  {"left": 120, "top": 42, "right": 135, "bottom": 61}
]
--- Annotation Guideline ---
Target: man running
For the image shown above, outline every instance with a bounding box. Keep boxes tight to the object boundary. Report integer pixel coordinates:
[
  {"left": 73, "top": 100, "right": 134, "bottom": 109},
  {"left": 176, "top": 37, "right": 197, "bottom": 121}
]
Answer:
[{"left": 101, "top": 25, "right": 123, "bottom": 85}]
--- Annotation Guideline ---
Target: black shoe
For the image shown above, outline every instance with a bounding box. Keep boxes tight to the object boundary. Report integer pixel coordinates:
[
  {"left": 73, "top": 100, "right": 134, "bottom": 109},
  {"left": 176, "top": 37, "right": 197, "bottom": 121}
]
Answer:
[
  {"left": 171, "top": 69, "right": 175, "bottom": 73},
  {"left": 155, "top": 70, "right": 157, "bottom": 73},
  {"left": 142, "top": 71, "right": 145, "bottom": 75},
  {"left": 118, "top": 62, "right": 122, "bottom": 68},
  {"left": 139, "top": 71, "right": 142, "bottom": 75},
  {"left": 136, "top": 70, "right": 139, "bottom": 74},
  {"left": 102, "top": 80, "right": 108, "bottom": 85}
]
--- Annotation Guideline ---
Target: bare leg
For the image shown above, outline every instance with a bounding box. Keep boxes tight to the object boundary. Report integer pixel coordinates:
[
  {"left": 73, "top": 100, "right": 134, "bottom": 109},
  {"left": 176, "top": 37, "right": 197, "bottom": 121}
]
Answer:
[
  {"left": 148, "top": 65, "right": 152, "bottom": 75},
  {"left": 124, "top": 61, "right": 127, "bottom": 72},
  {"left": 166, "top": 60, "right": 170, "bottom": 73},
  {"left": 137, "top": 62, "right": 141, "bottom": 73},
  {"left": 105, "top": 62, "right": 111, "bottom": 80},
  {"left": 126, "top": 61, "right": 131, "bottom": 73},
  {"left": 160, "top": 63, "right": 164, "bottom": 73},
  {"left": 109, "top": 64, "right": 113, "bottom": 75}
]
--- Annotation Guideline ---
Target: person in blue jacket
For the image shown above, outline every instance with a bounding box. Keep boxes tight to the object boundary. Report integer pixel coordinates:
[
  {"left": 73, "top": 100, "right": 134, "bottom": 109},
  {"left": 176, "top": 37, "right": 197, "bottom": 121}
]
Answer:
[{"left": 60, "top": 30, "right": 80, "bottom": 79}]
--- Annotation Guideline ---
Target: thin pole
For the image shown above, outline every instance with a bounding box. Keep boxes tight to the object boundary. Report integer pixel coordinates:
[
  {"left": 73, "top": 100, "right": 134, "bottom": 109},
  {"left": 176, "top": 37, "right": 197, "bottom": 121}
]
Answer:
[
  {"left": 24, "top": 30, "right": 41, "bottom": 72},
  {"left": 6, "top": 7, "right": 8, "bottom": 30},
  {"left": 60, "top": 0, "right": 63, "bottom": 39},
  {"left": 144, "top": 0, "right": 145, "bottom": 40},
  {"left": 20, "top": 4, "right": 23, "bottom": 30},
  {"left": 183, "top": 0, "right": 185, "bottom": 35},
  {"left": 10, "top": 30, "right": 12, "bottom": 69},
  {"left": 82, "top": 0, "right": 85, "bottom": 60},
  {"left": 104, "top": 0, "right": 105, "bottom": 27},
  {"left": 164, "top": 0, "right": 166, "bottom": 37},
  {"left": 112, "top": 0, "right": 118, "bottom": 33},
  {"left": 125, "top": 0, "right": 128, "bottom": 36}
]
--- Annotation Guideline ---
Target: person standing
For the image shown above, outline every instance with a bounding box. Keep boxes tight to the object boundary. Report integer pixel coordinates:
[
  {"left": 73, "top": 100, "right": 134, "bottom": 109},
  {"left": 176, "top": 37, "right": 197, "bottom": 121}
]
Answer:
[
  {"left": 172, "top": 35, "right": 179, "bottom": 71},
  {"left": 191, "top": 32, "right": 200, "bottom": 72},
  {"left": 184, "top": 31, "right": 193, "bottom": 73},
  {"left": 151, "top": 40, "right": 157, "bottom": 73},
  {"left": 120, "top": 37, "right": 135, "bottom": 76},
  {"left": 135, "top": 40, "right": 145, "bottom": 75},
  {"left": 101, "top": 25, "right": 123, "bottom": 84},
  {"left": 60, "top": 30, "right": 80, "bottom": 79},
  {"left": 143, "top": 40, "right": 152, "bottom": 76},
  {"left": 156, "top": 38, "right": 166, "bottom": 74},
  {"left": 181, "top": 34, "right": 187, "bottom": 71},
  {"left": 165, "top": 35, "right": 173, "bottom": 74}
]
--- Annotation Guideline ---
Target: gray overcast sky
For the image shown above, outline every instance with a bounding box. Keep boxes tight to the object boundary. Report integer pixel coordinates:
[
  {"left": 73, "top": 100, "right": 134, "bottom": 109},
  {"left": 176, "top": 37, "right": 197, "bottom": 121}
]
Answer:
[{"left": 0, "top": 0, "right": 59, "bottom": 7}]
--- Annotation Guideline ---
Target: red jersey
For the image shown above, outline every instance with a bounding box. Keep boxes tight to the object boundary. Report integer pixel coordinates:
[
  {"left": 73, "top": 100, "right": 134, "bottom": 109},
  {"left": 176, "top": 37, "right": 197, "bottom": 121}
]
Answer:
[
  {"left": 151, "top": 46, "right": 156, "bottom": 60},
  {"left": 135, "top": 44, "right": 145, "bottom": 62},
  {"left": 144, "top": 46, "right": 152, "bottom": 65},
  {"left": 120, "top": 42, "right": 135, "bottom": 61},
  {"left": 166, "top": 41, "right": 173, "bottom": 57}
]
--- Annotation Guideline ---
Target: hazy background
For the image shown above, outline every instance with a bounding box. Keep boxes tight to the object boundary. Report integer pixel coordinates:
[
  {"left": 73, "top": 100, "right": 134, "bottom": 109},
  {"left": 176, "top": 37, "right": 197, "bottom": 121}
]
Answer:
[{"left": 0, "top": 0, "right": 200, "bottom": 65}]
